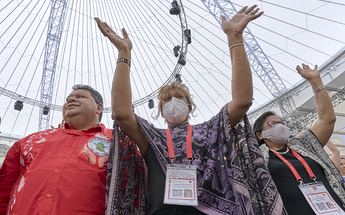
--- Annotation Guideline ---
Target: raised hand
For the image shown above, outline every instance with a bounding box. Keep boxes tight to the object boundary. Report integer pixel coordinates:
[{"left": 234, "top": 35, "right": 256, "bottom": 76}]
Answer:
[
  {"left": 221, "top": 5, "right": 263, "bottom": 36},
  {"left": 94, "top": 18, "right": 132, "bottom": 53},
  {"left": 296, "top": 64, "right": 321, "bottom": 83}
]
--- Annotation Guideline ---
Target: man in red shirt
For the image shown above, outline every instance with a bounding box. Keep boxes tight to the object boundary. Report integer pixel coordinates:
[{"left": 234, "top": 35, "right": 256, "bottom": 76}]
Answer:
[{"left": 0, "top": 85, "right": 113, "bottom": 215}]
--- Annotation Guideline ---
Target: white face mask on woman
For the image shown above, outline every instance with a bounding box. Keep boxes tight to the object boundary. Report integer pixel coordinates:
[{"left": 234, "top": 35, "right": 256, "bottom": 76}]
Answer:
[
  {"left": 262, "top": 123, "right": 290, "bottom": 145},
  {"left": 162, "top": 97, "right": 189, "bottom": 124}
]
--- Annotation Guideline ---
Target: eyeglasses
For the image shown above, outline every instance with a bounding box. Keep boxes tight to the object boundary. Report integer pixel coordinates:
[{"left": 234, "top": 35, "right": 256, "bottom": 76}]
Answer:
[{"left": 262, "top": 120, "right": 287, "bottom": 129}]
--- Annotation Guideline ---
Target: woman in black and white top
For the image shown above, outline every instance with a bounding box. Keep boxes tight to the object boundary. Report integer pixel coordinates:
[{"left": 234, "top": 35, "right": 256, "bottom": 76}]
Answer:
[{"left": 253, "top": 64, "right": 345, "bottom": 215}]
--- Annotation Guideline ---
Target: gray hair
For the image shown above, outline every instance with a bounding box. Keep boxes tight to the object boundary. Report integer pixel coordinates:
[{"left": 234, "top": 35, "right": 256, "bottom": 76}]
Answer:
[{"left": 72, "top": 84, "right": 103, "bottom": 122}]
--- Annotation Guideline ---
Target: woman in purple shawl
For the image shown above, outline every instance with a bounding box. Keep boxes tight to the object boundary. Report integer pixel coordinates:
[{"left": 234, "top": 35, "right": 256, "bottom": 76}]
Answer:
[{"left": 96, "top": 5, "right": 286, "bottom": 215}]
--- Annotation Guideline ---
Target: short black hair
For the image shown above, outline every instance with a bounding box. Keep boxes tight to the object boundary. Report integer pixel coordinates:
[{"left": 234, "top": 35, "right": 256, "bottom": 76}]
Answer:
[
  {"left": 72, "top": 84, "right": 103, "bottom": 122},
  {"left": 253, "top": 111, "right": 277, "bottom": 145}
]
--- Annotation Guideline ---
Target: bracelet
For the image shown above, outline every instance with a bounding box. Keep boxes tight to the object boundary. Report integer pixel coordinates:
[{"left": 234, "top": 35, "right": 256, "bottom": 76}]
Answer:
[
  {"left": 313, "top": 86, "right": 325, "bottom": 93},
  {"left": 229, "top": 43, "right": 244, "bottom": 50},
  {"left": 117, "top": 58, "right": 131, "bottom": 67}
]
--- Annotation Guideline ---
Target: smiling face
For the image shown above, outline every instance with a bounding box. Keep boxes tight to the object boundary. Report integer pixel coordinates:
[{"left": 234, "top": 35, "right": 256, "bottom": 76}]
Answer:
[{"left": 62, "top": 89, "right": 102, "bottom": 129}]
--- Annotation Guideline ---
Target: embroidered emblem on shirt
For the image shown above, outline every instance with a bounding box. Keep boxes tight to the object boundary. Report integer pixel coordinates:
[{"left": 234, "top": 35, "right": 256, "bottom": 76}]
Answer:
[
  {"left": 87, "top": 138, "right": 110, "bottom": 156},
  {"left": 80, "top": 138, "right": 110, "bottom": 168}
]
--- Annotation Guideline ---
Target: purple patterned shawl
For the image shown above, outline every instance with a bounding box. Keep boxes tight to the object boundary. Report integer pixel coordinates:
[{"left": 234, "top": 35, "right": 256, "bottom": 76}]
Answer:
[
  {"left": 106, "top": 123, "right": 147, "bottom": 215},
  {"left": 136, "top": 105, "right": 286, "bottom": 215}
]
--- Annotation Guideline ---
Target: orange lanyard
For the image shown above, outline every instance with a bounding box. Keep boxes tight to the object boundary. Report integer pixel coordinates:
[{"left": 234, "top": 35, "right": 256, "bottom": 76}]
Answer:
[
  {"left": 271, "top": 148, "right": 316, "bottom": 183},
  {"left": 166, "top": 125, "right": 193, "bottom": 162}
]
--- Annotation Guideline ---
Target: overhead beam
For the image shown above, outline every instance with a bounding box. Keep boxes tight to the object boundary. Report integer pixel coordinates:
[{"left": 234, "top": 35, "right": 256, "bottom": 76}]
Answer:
[
  {"left": 200, "top": 0, "right": 288, "bottom": 98},
  {"left": 247, "top": 47, "right": 345, "bottom": 136}
]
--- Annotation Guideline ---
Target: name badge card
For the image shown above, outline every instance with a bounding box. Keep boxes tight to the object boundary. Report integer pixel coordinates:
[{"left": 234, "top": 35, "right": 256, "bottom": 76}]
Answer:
[
  {"left": 299, "top": 181, "right": 345, "bottom": 215},
  {"left": 163, "top": 164, "right": 198, "bottom": 206}
]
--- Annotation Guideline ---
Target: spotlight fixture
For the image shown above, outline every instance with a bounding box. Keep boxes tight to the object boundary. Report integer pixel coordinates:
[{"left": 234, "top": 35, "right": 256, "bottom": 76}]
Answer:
[
  {"left": 184, "top": 29, "right": 191, "bottom": 44},
  {"left": 43, "top": 106, "right": 49, "bottom": 115},
  {"left": 175, "top": 74, "right": 182, "bottom": 82},
  {"left": 148, "top": 99, "right": 154, "bottom": 109},
  {"left": 170, "top": 0, "right": 180, "bottom": 15},
  {"left": 14, "top": 100, "right": 23, "bottom": 111},
  {"left": 173, "top": 45, "right": 181, "bottom": 57},
  {"left": 178, "top": 54, "right": 186, "bottom": 66}
]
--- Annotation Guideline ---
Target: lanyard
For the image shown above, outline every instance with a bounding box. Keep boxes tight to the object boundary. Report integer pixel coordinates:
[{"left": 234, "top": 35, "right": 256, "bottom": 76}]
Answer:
[
  {"left": 166, "top": 124, "right": 193, "bottom": 163},
  {"left": 270, "top": 147, "right": 316, "bottom": 184}
]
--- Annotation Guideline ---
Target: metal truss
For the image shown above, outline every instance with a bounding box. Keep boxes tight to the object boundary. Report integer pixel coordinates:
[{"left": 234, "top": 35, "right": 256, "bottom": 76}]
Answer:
[
  {"left": 248, "top": 47, "right": 345, "bottom": 135},
  {"left": 286, "top": 87, "right": 345, "bottom": 134},
  {"left": 0, "top": 87, "right": 63, "bottom": 111},
  {"left": 0, "top": 0, "right": 189, "bottom": 115},
  {"left": 0, "top": 136, "right": 16, "bottom": 156},
  {"left": 0, "top": 144, "right": 11, "bottom": 155},
  {"left": 0, "top": 86, "right": 113, "bottom": 113},
  {"left": 200, "top": 0, "right": 288, "bottom": 98},
  {"left": 39, "top": 0, "right": 68, "bottom": 131},
  {"left": 133, "top": 0, "right": 190, "bottom": 107}
]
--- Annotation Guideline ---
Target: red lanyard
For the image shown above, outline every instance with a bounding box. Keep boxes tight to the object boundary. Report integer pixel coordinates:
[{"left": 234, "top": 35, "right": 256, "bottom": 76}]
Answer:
[
  {"left": 166, "top": 125, "right": 193, "bottom": 161},
  {"left": 270, "top": 148, "right": 316, "bottom": 183}
]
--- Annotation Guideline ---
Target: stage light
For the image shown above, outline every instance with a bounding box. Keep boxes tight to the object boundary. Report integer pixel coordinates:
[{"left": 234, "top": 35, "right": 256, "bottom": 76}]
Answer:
[
  {"left": 178, "top": 54, "right": 186, "bottom": 66},
  {"left": 14, "top": 100, "right": 23, "bottom": 111},
  {"left": 184, "top": 29, "right": 191, "bottom": 44},
  {"left": 148, "top": 99, "right": 154, "bottom": 109},
  {"left": 175, "top": 74, "right": 182, "bottom": 82},
  {"left": 173, "top": 45, "right": 181, "bottom": 57},
  {"left": 170, "top": 0, "right": 180, "bottom": 15},
  {"left": 43, "top": 106, "right": 49, "bottom": 115}
]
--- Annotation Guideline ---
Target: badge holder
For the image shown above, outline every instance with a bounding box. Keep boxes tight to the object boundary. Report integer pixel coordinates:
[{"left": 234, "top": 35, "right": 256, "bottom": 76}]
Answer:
[
  {"left": 163, "top": 125, "right": 198, "bottom": 206},
  {"left": 299, "top": 180, "right": 345, "bottom": 215},
  {"left": 163, "top": 159, "right": 198, "bottom": 206},
  {"left": 271, "top": 148, "right": 345, "bottom": 215}
]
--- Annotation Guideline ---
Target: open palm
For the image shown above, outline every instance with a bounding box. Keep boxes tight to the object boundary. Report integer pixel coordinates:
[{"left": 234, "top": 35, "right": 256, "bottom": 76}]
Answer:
[
  {"left": 296, "top": 64, "right": 320, "bottom": 82},
  {"left": 94, "top": 17, "right": 132, "bottom": 52},
  {"left": 221, "top": 5, "right": 263, "bottom": 36}
]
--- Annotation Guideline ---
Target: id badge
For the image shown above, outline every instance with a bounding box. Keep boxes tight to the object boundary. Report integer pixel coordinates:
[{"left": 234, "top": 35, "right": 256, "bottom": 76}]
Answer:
[
  {"left": 299, "top": 181, "right": 345, "bottom": 214},
  {"left": 163, "top": 164, "right": 198, "bottom": 206}
]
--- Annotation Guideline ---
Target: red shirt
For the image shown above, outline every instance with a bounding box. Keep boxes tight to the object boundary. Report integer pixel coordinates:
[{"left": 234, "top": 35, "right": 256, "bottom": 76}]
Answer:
[{"left": 0, "top": 123, "right": 112, "bottom": 215}]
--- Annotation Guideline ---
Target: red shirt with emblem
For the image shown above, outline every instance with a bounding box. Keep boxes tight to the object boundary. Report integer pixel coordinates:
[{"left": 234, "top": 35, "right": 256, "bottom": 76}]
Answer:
[{"left": 0, "top": 123, "right": 112, "bottom": 215}]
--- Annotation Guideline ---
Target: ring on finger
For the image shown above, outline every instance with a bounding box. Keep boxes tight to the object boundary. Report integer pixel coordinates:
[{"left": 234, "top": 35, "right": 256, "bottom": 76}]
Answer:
[{"left": 106, "top": 28, "right": 110, "bottom": 33}]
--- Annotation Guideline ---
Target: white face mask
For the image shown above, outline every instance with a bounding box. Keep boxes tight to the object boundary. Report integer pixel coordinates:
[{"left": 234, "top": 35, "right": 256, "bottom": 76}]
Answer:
[
  {"left": 162, "top": 97, "right": 189, "bottom": 124},
  {"left": 262, "top": 123, "right": 290, "bottom": 145}
]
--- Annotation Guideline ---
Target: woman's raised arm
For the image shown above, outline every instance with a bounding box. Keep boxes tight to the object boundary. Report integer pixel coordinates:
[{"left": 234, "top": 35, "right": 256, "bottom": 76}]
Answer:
[
  {"left": 95, "top": 18, "right": 150, "bottom": 156},
  {"left": 221, "top": 5, "right": 263, "bottom": 127},
  {"left": 296, "top": 64, "right": 336, "bottom": 146}
]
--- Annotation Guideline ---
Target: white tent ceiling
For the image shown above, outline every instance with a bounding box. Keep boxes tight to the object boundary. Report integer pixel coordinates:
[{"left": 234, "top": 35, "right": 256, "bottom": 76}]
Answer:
[{"left": 1, "top": 0, "right": 345, "bottom": 157}]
